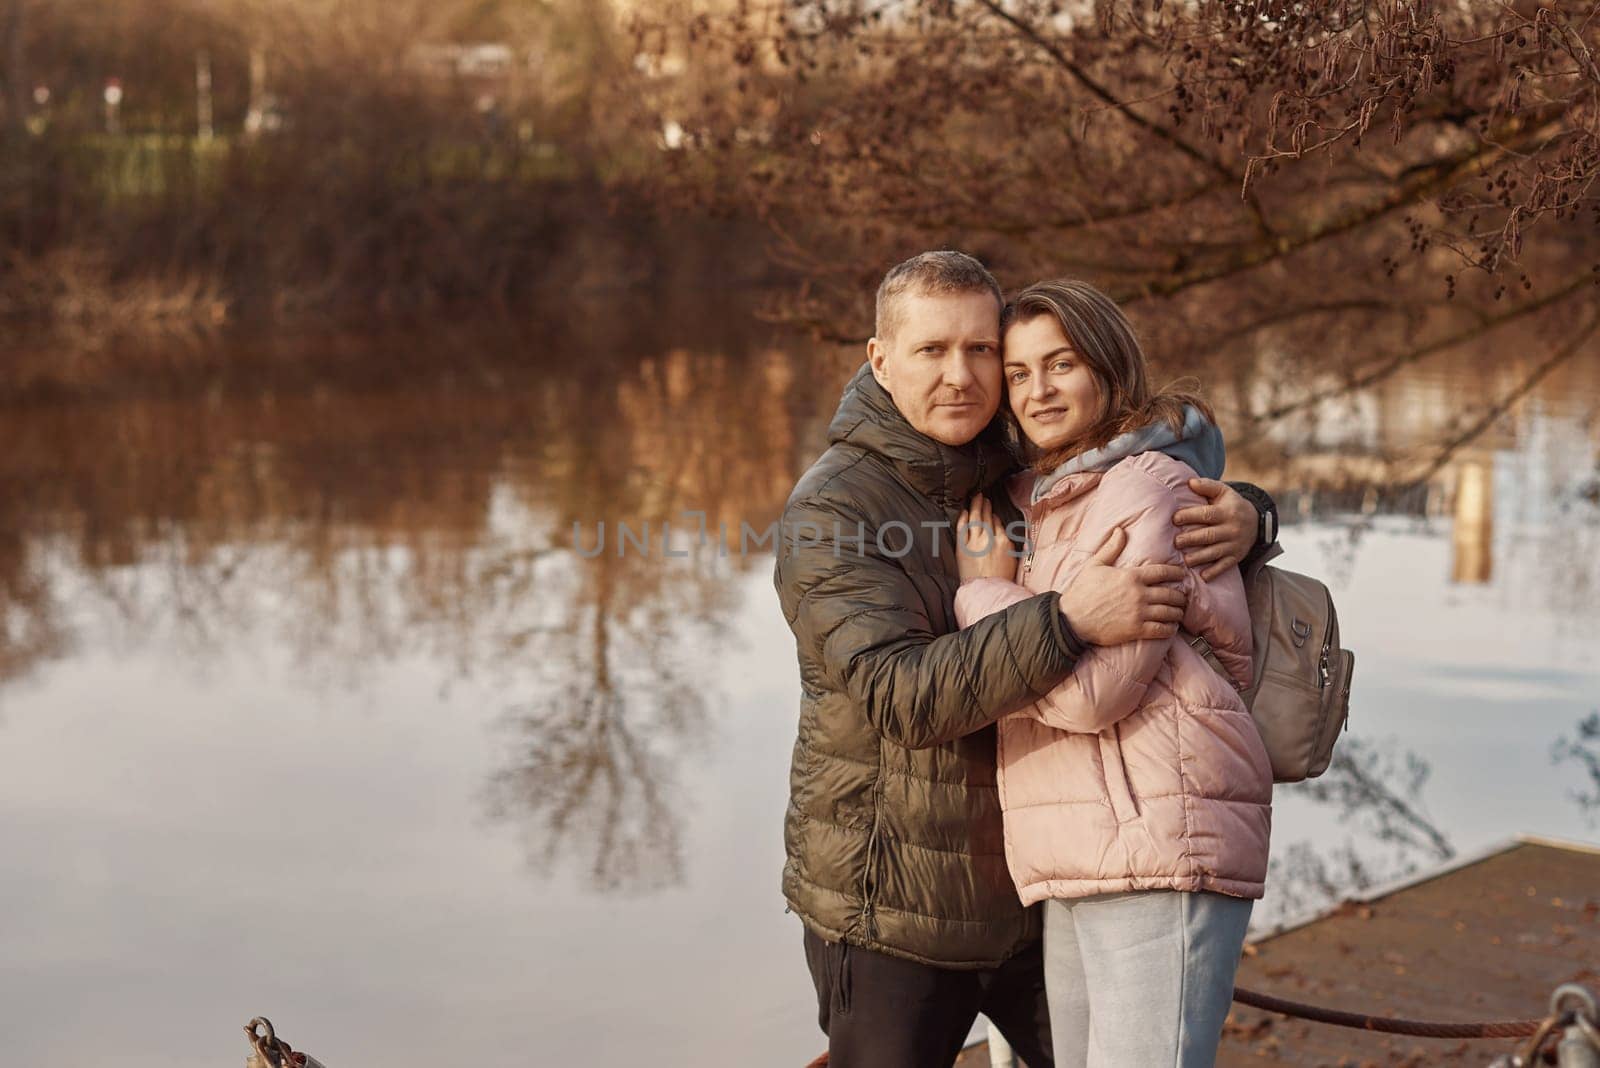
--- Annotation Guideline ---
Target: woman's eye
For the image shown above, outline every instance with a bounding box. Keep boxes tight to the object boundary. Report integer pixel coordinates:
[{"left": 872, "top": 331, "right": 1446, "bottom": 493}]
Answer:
[
  {"left": 1052, "top": 360, "right": 1073, "bottom": 373},
  {"left": 1009, "top": 371, "right": 1027, "bottom": 384}
]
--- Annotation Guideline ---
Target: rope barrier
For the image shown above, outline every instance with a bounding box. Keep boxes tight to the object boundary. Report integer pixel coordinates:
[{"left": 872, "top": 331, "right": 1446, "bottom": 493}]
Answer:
[
  {"left": 1231, "top": 984, "right": 1558, "bottom": 1039},
  {"left": 802, "top": 986, "right": 1577, "bottom": 1066}
]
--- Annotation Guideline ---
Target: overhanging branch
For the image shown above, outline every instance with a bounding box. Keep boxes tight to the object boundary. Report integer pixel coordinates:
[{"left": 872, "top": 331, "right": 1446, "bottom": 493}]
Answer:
[{"left": 1247, "top": 265, "right": 1593, "bottom": 429}]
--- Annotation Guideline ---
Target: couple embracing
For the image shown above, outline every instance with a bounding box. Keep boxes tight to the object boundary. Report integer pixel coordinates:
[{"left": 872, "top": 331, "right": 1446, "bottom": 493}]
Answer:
[{"left": 775, "top": 251, "right": 1276, "bottom": 1067}]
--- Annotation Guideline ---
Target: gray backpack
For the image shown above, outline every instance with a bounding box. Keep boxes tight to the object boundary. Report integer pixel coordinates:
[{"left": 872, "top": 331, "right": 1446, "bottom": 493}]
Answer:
[{"left": 1187, "top": 545, "right": 1355, "bottom": 784}]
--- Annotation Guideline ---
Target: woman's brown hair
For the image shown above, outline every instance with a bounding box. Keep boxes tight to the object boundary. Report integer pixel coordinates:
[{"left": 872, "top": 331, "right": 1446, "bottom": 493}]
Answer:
[{"left": 1002, "top": 279, "right": 1214, "bottom": 473}]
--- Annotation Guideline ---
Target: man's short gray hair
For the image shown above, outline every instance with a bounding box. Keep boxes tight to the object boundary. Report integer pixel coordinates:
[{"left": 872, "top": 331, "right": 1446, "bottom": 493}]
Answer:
[{"left": 874, "top": 250, "right": 1003, "bottom": 341}]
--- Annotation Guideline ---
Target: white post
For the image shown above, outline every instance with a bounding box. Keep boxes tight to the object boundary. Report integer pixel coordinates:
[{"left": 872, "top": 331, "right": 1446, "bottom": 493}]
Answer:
[
  {"left": 987, "top": 1020, "right": 1017, "bottom": 1068},
  {"left": 245, "top": 46, "right": 266, "bottom": 137},
  {"left": 103, "top": 78, "right": 122, "bottom": 135},
  {"left": 195, "top": 49, "right": 213, "bottom": 141}
]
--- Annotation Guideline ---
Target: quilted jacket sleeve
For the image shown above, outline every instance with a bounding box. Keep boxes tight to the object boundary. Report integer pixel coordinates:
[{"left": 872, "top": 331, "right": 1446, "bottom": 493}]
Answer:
[
  {"left": 1009, "top": 462, "right": 1187, "bottom": 734},
  {"left": 775, "top": 494, "right": 1081, "bottom": 750},
  {"left": 953, "top": 576, "right": 1035, "bottom": 628},
  {"left": 1182, "top": 542, "right": 1255, "bottom": 689}
]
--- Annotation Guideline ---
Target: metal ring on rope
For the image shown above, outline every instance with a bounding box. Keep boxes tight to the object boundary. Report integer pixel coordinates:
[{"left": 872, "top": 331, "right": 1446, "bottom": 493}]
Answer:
[
  {"left": 246, "top": 1017, "right": 308, "bottom": 1067},
  {"left": 247, "top": 1017, "right": 281, "bottom": 1051}
]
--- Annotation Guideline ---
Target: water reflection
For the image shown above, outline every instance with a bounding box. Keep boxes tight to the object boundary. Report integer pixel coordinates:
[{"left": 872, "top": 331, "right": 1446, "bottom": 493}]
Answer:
[
  {"left": 0, "top": 527, "right": 68, "bottom": 695},
  {"left": 1450, "top": 455, "right": 1494, "bottom": 585},
  {"left": 1553, "top": 713, "right": 1600, "bottom": 829},
  {"left": 477, "top": 348, "right": 811, "bottom": 890},
  {"left": 0, "top": 317, "right": 1596, "bottom": 1064},
  {"left": 486, "top": 552, "right": 705, "bottom": 892},
  {"left": 1262, "top": 740, "right": 1456, "bottom": 928},
  {"left": 0, "top": 321, "right": 826, "bottom": 894},
  {"left": 1231, "top": 379, "right": 1600, "bottom": 620}
]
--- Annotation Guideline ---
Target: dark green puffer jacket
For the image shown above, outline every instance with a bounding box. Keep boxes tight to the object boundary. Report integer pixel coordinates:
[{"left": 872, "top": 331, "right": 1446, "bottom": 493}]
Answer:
[{"left": 774, "top": 364, "right": 1084, "bottom": 969}]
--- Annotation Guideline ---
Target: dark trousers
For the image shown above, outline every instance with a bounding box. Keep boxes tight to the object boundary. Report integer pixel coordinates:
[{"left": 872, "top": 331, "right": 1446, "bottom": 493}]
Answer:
[{"left": 803, "top": 927, "right": 1054, "bottom": 1068}]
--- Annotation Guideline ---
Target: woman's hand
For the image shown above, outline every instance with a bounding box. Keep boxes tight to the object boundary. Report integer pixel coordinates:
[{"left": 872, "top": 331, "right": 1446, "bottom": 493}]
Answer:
[{"left": 956, "top": 493, "right": 1017, "bottom": 583}]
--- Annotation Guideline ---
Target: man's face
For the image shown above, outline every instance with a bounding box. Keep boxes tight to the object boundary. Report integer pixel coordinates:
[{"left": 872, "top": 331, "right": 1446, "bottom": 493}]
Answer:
[{"left": 867, "top": 289, "right": 1003, "bottom": 446}]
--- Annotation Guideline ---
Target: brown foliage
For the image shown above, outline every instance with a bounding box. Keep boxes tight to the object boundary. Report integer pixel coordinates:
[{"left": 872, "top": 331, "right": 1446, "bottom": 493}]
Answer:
[
  {"left": 0, "top": 0, "right": 761, "bottom": 322},
  {"left": 633, "top": 1, "right": 1600, "bottom": 468}
]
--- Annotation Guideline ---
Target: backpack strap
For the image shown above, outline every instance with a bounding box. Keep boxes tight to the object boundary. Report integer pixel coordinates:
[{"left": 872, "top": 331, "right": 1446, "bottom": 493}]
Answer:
[
  {"left": 1241, "top": 540, "right": 1284, "bottom": 586},
  {"left": 1183, "top": 631, "right": 1242, "bottom": 691}
]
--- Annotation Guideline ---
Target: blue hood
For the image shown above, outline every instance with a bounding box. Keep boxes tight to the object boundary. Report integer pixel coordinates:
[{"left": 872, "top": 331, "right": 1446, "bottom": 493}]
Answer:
[{"left": 1030, "top": 405, "right": 1225, "bottom": 505}]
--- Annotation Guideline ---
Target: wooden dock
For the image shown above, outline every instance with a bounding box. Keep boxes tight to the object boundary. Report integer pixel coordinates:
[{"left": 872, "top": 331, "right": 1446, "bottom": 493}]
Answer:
[{"left": 953, "top": 835, "right": 1600, "bottom": 1066}]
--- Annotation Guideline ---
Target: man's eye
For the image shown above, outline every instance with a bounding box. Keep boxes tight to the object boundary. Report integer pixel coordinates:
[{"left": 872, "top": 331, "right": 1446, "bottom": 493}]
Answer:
[{"left": 972, "top": 344, "right": 995, "bottom": 354}]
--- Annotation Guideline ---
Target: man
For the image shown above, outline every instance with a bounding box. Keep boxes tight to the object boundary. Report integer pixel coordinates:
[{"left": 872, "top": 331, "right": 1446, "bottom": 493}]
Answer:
[{"left": 774, "top": 251, "right": 1275, "bottom": 1067}]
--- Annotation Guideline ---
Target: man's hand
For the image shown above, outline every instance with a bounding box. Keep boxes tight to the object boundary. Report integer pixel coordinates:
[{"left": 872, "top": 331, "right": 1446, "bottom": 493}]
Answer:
[
  {"left": 1173, "top": 479, "right": 1257, "bottom": 580},
  {"left": 1059, "top": 527, "right": 1187, "bottom": 645},
  {"left": 955, "top": 493, "right": 1017, "bottom": 583}
]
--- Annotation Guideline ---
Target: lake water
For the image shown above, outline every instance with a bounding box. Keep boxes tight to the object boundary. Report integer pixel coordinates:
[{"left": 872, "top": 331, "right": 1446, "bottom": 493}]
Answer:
[{"left": 2, "top": 319, "right": 1597, "bottom": 1066}]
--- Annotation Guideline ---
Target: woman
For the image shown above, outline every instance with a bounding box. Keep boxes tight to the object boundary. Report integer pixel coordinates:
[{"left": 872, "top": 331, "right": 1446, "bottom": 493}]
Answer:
[{"left": 954, "top": 279, "right": 1272, "bottom": 1067}]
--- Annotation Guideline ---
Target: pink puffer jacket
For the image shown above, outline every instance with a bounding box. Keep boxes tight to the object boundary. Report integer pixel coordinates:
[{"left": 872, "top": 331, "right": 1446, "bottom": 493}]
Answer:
[{"left": 955, "top": 450, "right": 1272, "bottom": 905}]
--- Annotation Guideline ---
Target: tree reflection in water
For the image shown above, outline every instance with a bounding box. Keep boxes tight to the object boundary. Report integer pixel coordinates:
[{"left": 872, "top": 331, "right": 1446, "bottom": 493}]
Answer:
[
  {"left": 1262, "top": 739, "right": 1456, "bottom": 928},
  {"left": 1552, "top": 713, "right": 1600, "bottom": 829},
  {"left": 0, "top": 315, "right": 825, "bottom": 893},
  {"left": 0, "top": 529, "right": 69, "bottom": 700},
  {"left": 484, "top": 553, "right": 710, "bottom": 893},
  {"left": 1273, "top": 703, "right": 1600, "bottom": 926},
  {"left": 479, "top": 343, "right": 810, "bottom": 891},
  {"left": 0, "top": 316, "right": 1594, "bottom": 901}
]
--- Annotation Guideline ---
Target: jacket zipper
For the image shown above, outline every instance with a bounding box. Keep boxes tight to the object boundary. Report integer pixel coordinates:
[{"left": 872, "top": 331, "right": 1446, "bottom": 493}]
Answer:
[
  {"left": 1022, "top": 513, "right": 1038, "bottom": 579},
  {"left": 864, "top": 757, "right": 889, "bottom": 940},
  {"left": 859, "top": 776, "right": 885, "bottom": 941}
]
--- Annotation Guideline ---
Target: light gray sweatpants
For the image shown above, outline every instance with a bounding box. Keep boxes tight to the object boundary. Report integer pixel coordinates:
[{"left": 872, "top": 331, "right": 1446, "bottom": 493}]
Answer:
[{"left": 1043, "top": 890, "right": 1253, "bottom": 1068}]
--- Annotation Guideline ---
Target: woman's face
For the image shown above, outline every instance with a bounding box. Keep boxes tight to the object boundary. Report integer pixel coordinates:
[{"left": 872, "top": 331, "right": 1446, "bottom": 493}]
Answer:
[{"left": 1004, "top": 314, "right": 1104, "bottom": 451}]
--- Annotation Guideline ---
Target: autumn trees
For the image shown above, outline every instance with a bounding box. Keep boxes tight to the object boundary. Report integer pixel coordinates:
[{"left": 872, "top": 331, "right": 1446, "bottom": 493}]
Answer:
[
  {"left": 0, "top": 0, "right": 701, "bottom": 322},
  {"left": 634, "top": 1, "right": 1600, "bottom": 477}
]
